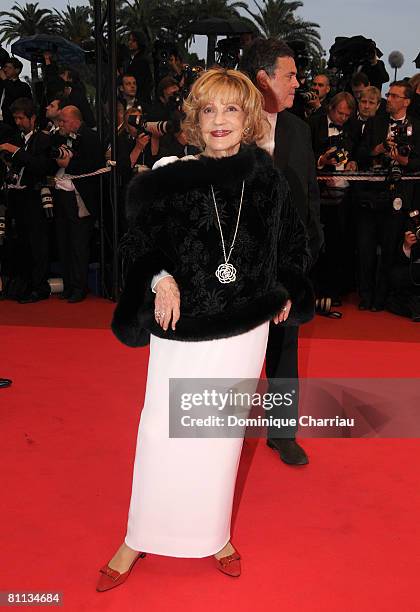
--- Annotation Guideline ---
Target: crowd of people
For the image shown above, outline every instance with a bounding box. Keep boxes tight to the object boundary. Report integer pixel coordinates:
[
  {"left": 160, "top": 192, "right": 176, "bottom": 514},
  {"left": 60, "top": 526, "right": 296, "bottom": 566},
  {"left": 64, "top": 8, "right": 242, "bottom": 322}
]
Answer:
[{"left": 0, "top": 32, "right": 420, "bottom": 320}]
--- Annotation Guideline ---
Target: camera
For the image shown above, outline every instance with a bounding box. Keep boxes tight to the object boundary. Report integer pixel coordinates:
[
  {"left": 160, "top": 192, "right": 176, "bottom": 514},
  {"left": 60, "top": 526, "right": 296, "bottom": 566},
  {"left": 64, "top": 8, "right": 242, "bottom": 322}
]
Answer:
[
  {"left": 408, "top": 210, "right": 420, "bottom": 241},
  {"left": 325, "top": 133, "right": 349, "bottom": 166},
  {"left": 40, "top": 187, "right": 54, "bottom": 219},
  {"left": 127, "top": 114, "right": 151, "bottom": 137},
  {"left": 166, "top": 91, "right": 183, "bottom": 113},
  {"left": 385, "top": 123, "right": 413, "bottom": 157},
  {"left": 127, "top": 114, "right": 181, "bottom": 138},
  {"left": 47, "top": 144, "right": 73, "bottom": 160},
  {"left": 297, "top": 88, "right": 318, "bottom": 104}
]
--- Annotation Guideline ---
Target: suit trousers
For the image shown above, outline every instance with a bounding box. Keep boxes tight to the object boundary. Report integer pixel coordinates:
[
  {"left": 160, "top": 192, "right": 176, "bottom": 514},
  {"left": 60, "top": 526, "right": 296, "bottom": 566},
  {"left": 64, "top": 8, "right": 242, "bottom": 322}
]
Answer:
[
  {"left": 7, "top": 189, "right": 50, "bottom": 295},
  {"left": 357, "top": 204, "right": 404, "bottom": 305},
  {"left": 54, "top": 190, "right": 93, "bottom": 294},
  {"left": 265, "top": 324, "right": 299, "bottom": 439}
]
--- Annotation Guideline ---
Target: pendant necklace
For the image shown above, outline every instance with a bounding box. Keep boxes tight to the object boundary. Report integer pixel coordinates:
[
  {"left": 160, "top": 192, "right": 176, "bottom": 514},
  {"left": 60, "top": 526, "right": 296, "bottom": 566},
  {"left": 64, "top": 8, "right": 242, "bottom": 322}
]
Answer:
[{"left": 210, "top": 181, "right": 245, "bottom": 284}]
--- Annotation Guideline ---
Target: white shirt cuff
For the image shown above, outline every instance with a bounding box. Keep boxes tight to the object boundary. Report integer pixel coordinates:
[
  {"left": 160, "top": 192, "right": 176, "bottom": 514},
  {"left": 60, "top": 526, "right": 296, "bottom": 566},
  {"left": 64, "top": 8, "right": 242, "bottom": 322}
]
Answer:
[
  {"left": 151, "top": 270, "right": 173, "bottom": 293},
  {"left": 403, "top": 245, "right": 411, "bottom": 259}
]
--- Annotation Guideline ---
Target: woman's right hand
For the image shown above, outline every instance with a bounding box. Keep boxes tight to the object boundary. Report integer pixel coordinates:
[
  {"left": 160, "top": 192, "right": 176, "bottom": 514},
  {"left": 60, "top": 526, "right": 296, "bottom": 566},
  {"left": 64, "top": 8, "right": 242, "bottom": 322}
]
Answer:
[{"left": 154, "top": 277, "right": 181, "bottom": 331}]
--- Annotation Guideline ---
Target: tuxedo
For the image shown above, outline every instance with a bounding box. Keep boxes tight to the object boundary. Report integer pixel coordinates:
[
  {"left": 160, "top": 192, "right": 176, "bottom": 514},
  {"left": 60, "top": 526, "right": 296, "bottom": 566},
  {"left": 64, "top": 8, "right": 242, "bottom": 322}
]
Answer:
[
  {"left": 266, "top": 110, "right": 322, "bottom": 439},
  {"left": 6, "top": 130, "right": 55, "bottom": 296},
  {"left": 308, "top": 111, "right": 357, "bottom": 298},
  {"left": 308, "top": 110, "right": 355, "bottom": 165},
  {"left": 54, "top": 123, "right": 105, "bottom": 297},
  {"left": 274, "top": 110, "right": 323, "bottom": 260}
]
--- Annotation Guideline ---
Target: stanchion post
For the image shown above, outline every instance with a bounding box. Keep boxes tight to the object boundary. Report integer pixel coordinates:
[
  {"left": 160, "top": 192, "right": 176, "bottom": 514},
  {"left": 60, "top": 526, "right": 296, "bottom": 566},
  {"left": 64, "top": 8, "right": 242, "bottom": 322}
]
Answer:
[{"left": 107, "top": 0, "right": 120, "bottom": 301}]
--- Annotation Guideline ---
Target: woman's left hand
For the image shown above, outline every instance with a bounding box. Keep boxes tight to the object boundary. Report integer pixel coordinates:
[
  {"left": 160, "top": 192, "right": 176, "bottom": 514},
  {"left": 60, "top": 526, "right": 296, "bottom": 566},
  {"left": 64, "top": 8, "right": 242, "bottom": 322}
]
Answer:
[{"left": 273, "top": 299, "right": 292, "bottom": 324}]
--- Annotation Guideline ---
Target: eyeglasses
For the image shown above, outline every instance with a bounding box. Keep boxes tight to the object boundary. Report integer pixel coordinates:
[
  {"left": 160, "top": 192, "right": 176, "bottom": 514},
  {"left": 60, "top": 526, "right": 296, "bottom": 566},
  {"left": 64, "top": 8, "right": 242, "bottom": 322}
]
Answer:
[{"left": 385, "top": 93, "right": 408, "bottom": 99}]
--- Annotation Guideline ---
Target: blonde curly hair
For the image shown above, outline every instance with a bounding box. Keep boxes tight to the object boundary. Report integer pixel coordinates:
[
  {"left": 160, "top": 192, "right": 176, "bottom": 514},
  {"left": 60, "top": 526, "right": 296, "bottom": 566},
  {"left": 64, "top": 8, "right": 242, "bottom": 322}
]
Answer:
[{"left": 182, "top": 67, "right": 268, "bottom": 150}]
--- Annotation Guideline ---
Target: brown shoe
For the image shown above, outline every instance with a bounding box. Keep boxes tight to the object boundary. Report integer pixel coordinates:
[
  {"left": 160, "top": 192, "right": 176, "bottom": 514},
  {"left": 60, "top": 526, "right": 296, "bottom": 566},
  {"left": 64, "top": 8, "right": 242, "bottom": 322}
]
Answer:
[
  {"left": 96, "top": 552, "right": 146, "bottom": 592},
  {"left": 214, "top": 550, "right": 241, "bottom": 577}
]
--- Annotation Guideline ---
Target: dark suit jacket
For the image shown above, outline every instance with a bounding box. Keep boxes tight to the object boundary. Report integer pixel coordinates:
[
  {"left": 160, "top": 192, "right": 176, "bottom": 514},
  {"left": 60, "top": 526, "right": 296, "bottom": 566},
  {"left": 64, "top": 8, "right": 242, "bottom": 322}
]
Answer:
[
  {"left": 11, "top": 130, "right": 56, "bottom": 189},
  {"left": 126, "top": 53, "right": 153, "bottom": 105},
  {"left": 0, "top": 78, "right": 32, "bottom": 127},
  {"left": 65, "top": 123, "right": 105, "bottom": 216},
  {"left": 274, "top": 110, "right": 323, "bottom": 261},
  {"left": 308, "top": 110, "right": 355, "bottom": 164}
]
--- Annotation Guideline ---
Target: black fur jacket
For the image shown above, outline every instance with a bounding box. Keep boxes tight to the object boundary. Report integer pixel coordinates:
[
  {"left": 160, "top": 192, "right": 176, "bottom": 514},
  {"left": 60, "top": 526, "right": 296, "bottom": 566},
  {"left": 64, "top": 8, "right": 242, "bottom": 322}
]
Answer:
[{"left": 112, "top": 145, "right": 314, "bottom": 347}]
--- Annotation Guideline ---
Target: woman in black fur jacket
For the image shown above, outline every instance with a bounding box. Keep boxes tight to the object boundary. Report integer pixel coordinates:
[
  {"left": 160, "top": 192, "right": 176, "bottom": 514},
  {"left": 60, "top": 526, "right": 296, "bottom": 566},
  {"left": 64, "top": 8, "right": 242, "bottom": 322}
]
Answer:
[{"left": 97, "top": 68, "right": 314, "bottom": 591}]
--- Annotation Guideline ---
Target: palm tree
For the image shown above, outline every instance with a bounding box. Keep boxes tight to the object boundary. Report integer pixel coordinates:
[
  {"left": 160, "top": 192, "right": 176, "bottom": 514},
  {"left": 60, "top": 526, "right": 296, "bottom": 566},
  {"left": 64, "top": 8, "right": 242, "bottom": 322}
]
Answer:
[
  {"left": 192, "top": 0, "right": 249, "bottom": 19},
  {"left": 117, "top": 0, "right": 251, "bottom": 55},
  {"left": 54, "top": 5, "right": 92, "bottom": 46},
  {"left": 243, "top": 0, "right": 324, "bottom": 67},
  {"left": 0, "top": 2, "right": 59, "bottom": 81}
]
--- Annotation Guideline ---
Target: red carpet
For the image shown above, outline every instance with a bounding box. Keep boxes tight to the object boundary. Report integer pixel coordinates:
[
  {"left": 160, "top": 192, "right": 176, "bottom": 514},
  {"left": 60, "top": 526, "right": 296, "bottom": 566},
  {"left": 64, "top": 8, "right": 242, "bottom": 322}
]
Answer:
[{"left": 1, "top": 297, "right": 420, "bottom": 611}]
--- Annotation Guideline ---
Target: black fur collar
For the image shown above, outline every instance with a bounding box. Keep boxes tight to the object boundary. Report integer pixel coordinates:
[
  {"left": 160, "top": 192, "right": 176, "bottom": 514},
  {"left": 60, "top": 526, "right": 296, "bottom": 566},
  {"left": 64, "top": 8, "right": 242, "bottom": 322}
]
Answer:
[{"left": 126, "top": 145, "right": 272, "bottom": 222}]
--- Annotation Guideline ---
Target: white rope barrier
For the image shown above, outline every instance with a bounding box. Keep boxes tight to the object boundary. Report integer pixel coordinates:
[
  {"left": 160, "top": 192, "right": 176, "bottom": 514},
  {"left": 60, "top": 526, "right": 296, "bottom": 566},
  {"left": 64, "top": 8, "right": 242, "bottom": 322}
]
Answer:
[{"left": 318, "top": 173, "right": 420, "bottom": 182}]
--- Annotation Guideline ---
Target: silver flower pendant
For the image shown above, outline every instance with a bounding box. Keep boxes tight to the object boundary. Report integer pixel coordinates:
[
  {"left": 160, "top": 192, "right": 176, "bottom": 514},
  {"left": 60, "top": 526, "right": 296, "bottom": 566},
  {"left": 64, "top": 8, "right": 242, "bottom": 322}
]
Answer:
[{"left": 215, "top": 263, "right": 237, "bottom": 283}]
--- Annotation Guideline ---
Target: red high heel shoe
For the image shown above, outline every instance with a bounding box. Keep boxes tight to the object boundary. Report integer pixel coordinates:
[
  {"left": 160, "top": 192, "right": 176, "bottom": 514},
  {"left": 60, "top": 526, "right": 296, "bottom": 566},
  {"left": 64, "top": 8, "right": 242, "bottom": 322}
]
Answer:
[
  {"left": 214, "top": 548, "right": 241, "bottom": 577},
  {"left": 96, "top": 552, "right": 146, "bottom": 592}
]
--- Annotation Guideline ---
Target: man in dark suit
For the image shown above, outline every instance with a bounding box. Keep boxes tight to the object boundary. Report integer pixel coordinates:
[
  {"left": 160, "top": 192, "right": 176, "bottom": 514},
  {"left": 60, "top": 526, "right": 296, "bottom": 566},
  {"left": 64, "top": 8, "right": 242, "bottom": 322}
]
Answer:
[
  {"left": 0, "top": 58, "right": 32, "bottom": 128},
  {"left": 306, "top": 73, "right": 331, "bottom": 119},
  {"left": 308, "top": 92, "right": 359, "bottom": 301},
  {"left": 53, "top": 105, "right": 105, "bottom": 302},
  {"left": 355, "top": 81, "right": 420, "bottom": 310},
  {"left": 0, "top": 97, "right": 55, "bottom": 302},
  {"left": 240, "top": 38, "right": 323, "bottom": 465},
  {"left": 124, "top": 31, "right": 153, "bottom": 105}
]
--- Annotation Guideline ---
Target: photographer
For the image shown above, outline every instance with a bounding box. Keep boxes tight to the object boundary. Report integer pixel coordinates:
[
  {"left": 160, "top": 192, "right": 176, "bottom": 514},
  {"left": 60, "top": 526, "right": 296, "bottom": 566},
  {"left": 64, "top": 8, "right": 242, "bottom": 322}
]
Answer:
[
  {"left": 143, "top": 76, "right": 196, "bottom": 161},
  {"left": 306, "top": 73, "right": 331, "bottom": 118},
  {"left": 350, "top": 72, "right": 369, "bottom": 101},
  {"left": 53, "top": 105, "right": 105, "bottom": 303},
  {"left": 386, "top": 215, "right": 420, "bottom": 322},
  {"left": 347, "top": 86, "right": 382, "bottom": 149},
  {"left": 0, "top": 58, "right": 32, "bottom": 128},
  {"left": 118, "top": 107, "right": 151, "bottom": 184},
  {"left": 310, "top": 92, "right": 357, "bottom": 301},
  {"left": 42, "top": 52, "right": 95, "bottom": 128},
  {"left": 355, "top": 81, "right": 420, "bottom": 311},
  {"left": 311, "top": 92, "right": 357, "bottom": 171},
  {"left": 117, "top": 73, "right": 141, "bottom": 111},
  {"left": 0, "top": 97, "right": 55, "bottom": 303},
  {"left": 44, "top": 95, "right": 66, "bottom": 134},
  {"left": 123, "top": 31, "right": 153, "bottom": 105}
]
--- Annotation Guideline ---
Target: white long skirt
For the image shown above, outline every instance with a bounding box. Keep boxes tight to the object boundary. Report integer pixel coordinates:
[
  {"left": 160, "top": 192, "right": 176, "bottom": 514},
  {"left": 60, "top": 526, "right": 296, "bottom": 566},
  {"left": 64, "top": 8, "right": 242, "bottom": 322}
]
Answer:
[{"left": 125, "top": 322, "right": 269, "bottom": 558}]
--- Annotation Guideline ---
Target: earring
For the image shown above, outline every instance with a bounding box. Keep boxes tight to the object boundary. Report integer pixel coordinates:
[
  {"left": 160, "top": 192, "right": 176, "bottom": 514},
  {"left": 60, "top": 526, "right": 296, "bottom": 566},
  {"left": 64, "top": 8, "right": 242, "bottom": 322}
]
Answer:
[{"left": 243, "top": 127, "right": 250, "bottom": 135}]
